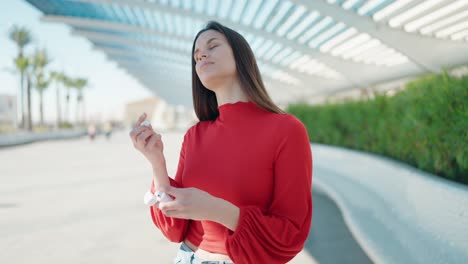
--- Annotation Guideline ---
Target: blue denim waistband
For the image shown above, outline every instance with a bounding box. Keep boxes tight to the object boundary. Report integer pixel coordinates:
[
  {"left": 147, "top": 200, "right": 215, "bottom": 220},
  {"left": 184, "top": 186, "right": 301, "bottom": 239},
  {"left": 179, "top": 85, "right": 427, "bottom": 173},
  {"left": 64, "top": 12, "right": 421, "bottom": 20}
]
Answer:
[{"left": 173, "top": 242, "right": 234, "bottom": 264}]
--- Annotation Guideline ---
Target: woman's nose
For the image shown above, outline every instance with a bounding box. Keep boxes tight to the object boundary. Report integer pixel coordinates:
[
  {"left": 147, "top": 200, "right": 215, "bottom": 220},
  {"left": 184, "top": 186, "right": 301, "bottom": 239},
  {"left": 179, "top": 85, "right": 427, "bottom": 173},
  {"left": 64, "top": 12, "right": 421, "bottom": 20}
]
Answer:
[{"left": 197, "top": 52, "right": 207, "bottom": 61}]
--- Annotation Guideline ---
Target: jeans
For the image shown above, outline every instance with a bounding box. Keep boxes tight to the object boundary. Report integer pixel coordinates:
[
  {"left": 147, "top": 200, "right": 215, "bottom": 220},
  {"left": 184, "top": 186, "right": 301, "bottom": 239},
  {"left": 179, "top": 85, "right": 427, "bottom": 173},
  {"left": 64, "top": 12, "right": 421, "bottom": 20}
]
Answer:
[{"left": 173, "top": 242, "right": 234, "bottom": 264}]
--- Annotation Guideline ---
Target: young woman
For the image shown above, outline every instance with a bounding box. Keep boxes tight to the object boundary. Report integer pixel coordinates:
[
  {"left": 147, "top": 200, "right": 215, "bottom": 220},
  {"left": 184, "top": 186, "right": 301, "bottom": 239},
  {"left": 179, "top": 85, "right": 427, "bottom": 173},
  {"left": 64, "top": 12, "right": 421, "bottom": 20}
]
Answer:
[{"left": 130, "top": 21, "right": 313, "bottom": 264}]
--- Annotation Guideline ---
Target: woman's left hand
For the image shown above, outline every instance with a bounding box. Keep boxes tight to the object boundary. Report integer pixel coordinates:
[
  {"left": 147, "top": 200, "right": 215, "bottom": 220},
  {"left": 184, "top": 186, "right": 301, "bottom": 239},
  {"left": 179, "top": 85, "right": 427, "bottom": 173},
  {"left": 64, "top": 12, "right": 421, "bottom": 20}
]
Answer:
[{"left": 157, "top": 186, "right": 219, "bottom": 221}]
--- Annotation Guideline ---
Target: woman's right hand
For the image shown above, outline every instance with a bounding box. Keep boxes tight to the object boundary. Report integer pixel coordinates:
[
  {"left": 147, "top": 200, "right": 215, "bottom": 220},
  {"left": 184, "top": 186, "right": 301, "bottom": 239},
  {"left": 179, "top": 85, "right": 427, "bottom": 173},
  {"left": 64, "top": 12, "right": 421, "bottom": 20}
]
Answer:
[{"left": 129, "top": 113, "right": 165, "bottom": 166}]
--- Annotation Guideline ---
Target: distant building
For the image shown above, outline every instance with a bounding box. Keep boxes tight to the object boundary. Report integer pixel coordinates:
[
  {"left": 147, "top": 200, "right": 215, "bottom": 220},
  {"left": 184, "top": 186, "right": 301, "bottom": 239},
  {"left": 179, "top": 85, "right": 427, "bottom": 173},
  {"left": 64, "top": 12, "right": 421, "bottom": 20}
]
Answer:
[
  {"left": 124, "top": 96, "right": 197, "bottom": 132},
  {"left": 124, "top": 97, "right": 159, "bottom": 128},
  {"left": 0, "top": 95, "right": 17, "bottom": 127}
]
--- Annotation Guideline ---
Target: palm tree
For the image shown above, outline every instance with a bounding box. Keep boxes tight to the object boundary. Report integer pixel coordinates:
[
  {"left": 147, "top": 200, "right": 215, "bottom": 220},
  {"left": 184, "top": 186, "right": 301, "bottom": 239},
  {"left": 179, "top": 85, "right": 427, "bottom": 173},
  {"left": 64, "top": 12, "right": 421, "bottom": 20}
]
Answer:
[
  {"left": 25, "top": 66, "right": 33, "bottom": 131},
  {"left": 74, "top": 78, "right": 88, "bottom": 125},
  {"left": 32, "top": 48, "right": 51, "bottom": 127},
  {"left": 50, "top": 71, "right": 65, "bottom": 128},
  {"left": 14, "top": 56, "right": 33, "bottom": 131},
  {"left": 62, "top": 75, "right": 73, "bottom": 124},
  {"left": 9, "top": 25, "right": 32, "bottom": 129},
  {"left": 35, "top": 73, "right": 51, "bottom": 126}
]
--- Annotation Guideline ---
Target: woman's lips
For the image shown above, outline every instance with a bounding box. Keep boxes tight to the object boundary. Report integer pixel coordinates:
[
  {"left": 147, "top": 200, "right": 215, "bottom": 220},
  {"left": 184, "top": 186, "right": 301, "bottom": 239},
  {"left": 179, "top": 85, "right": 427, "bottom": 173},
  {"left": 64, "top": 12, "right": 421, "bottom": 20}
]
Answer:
[{"left": 200, "top": 62, "right": 213, "bottom": 70}]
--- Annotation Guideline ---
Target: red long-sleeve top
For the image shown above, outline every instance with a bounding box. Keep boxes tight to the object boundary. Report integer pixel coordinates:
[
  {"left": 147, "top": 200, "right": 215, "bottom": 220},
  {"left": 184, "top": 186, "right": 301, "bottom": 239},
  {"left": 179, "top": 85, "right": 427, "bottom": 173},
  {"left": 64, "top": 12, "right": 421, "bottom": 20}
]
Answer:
[{"left": 149, "top": 101, "right": 313, "bottom": 263}]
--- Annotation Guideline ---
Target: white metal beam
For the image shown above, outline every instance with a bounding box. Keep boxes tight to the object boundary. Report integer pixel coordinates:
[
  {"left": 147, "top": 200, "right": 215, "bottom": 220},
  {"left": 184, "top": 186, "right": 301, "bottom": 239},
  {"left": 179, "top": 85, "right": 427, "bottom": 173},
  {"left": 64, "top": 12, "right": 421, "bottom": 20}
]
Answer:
[
  {"left": 71, "top": 28, "right": 345, "bottom": 94},
  {"left": 115, "top": 57, "right": 300, "bottom": 107},
  {"left": 293, "top": 0, "right": 468, "bottom": 72},
  {"left": 100, "top": 45, "right": 308, "bottom": 101},
  {"left": 40, "top": 4, "right": 372, "bottom": 88},
  {"left": 66, "top": 18, "right": 345, "bottom": 84}
]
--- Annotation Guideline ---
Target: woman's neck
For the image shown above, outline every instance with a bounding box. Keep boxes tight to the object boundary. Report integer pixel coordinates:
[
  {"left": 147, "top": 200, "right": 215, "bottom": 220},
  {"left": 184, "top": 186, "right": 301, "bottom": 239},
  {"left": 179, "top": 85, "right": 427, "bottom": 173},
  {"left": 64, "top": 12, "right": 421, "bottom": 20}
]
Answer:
[{"left": 214, "top": 79, "right": 249, "bottom": 106}]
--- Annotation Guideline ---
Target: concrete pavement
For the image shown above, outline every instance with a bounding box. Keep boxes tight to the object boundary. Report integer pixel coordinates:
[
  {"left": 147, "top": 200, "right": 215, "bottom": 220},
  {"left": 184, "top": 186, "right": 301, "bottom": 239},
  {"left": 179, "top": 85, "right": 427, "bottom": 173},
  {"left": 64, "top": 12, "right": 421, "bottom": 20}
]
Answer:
[{"left": 0, "top": 130, "right": 368, "bottom": 263}]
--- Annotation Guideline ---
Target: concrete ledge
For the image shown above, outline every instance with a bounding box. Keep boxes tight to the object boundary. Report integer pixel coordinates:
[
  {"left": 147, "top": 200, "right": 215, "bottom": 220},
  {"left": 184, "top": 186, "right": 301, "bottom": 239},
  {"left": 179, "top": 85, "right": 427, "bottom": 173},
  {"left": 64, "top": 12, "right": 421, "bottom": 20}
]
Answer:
[
  {"left": 0, "top": 130, "right": 87, "bottom": 148},
  {"left": 312, "top": 143, "right": 468, "bottom": 264}
]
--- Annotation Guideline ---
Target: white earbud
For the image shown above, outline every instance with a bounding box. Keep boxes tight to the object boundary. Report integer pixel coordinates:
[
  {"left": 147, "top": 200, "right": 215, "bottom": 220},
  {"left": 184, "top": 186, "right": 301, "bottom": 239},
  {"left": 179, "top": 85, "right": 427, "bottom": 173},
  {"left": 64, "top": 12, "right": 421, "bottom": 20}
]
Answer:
[
  {"left": 140, "top": 120, "right": 151, "bottom": 127},
  {"left": 143, "top": 190, "right": 174, "bottom": 206},
  {"left": 156, "top": 191, "right": 174, "bottom": 202},
  {"left": 144, "top": 190, "right": 159, "bottom": 206}
]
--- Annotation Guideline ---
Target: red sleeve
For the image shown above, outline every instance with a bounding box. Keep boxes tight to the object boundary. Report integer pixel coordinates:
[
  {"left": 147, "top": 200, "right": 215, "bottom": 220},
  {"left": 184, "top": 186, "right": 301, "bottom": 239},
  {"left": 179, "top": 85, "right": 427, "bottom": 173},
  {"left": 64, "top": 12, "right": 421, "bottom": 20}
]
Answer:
[
  {"left": 225, "top": 116, "right": 313, "bottom": 263},
  {"left": 149, "top": 129, "right": 192, "bottom": 243}
]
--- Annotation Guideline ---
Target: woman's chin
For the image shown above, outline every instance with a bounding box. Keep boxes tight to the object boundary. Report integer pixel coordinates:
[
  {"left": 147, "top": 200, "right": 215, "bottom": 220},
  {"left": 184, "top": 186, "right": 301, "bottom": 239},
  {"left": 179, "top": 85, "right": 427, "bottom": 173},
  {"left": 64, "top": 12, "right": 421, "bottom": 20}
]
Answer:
[{"left": 200, "top": 76, "right": 221, "bottom": 90}]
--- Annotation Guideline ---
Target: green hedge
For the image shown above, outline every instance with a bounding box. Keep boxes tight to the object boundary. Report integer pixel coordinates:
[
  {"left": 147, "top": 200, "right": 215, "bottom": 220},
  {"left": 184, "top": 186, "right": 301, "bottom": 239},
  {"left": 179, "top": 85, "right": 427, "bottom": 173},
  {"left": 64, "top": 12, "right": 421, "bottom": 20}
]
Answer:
[{"left": 287, "top": 70, "right": 468, "bottom": 185}]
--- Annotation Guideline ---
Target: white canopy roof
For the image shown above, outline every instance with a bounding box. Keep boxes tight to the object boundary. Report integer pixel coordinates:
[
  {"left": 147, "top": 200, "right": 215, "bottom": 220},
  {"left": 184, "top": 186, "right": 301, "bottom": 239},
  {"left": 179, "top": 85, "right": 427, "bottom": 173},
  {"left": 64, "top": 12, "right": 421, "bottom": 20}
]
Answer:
[{"left": 25, "top": 0, "right": 468, "bottom": 107}]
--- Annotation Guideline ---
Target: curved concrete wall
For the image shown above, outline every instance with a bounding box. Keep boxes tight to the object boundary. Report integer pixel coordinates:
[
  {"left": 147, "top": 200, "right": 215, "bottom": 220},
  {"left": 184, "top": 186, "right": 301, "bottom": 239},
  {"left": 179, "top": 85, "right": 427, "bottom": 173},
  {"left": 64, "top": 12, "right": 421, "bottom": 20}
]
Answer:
[
  {"left": 312, "top": 143, "right": 468, "bottom": 264},
  {"left": 0, "top": 130, "right": 87, "bottom": 148}
]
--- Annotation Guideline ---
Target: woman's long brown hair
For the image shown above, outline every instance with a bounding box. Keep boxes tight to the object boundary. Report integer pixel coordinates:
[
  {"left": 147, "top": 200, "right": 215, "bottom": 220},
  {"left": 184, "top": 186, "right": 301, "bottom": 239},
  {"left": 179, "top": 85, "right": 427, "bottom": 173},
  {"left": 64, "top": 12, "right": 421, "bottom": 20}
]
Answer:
[{"left": 191, "top": 21, "right": 286, "bottom": 121}]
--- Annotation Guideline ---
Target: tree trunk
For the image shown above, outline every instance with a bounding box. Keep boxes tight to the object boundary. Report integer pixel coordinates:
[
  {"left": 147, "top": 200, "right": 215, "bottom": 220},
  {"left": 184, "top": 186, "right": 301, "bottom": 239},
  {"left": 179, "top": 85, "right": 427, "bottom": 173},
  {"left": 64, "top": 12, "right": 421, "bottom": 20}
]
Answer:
[
  {"left": 65, "top": 91, "right": 70, "bottom": 124},
  {"left": 39, "top": 91, "right": 44, "bottom": 127},
  {"left": 76, "top": 100, "right": 79, "bottom": 126},
  {"left": 82, "top": 96, "right": 86, "bottom": 125},
  {"left": 26, "top": 75, "right": 32, "bottom": 131},
  {"left": 56, "top": 83, "right": 61, "bottom": 128},
  {"left": 19, "top": 72, "right": 24, "bottom": 129},
  {"left": 75, "top": 101, "right": 80, "bottom": 126},
  {"left": 76, "top": 94, "right": 82, "bottom": 126}
]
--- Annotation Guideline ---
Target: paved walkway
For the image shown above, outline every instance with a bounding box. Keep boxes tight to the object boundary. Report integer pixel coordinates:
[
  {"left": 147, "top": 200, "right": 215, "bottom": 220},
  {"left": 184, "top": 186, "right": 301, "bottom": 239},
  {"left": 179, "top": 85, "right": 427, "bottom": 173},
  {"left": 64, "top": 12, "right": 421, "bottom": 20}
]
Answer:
[{"left": 0, "top": 130, "right": 370, "bottom": 263}]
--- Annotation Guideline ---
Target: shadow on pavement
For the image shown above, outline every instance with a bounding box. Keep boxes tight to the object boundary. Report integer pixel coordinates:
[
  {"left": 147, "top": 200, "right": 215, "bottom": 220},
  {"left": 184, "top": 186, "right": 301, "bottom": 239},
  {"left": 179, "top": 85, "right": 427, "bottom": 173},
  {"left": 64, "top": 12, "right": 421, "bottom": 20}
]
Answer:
[{"left": 304, "top": 190, "right": 373, "bottom": 264}]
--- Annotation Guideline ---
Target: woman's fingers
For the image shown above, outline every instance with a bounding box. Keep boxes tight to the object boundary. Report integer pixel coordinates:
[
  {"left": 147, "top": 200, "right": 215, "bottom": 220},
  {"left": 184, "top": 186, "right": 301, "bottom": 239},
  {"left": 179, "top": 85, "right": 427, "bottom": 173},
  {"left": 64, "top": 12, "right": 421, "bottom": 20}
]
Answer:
[
  {"left": 156, "top": 189, "right": 196, "bottom": 220},
  {"left": 161, "top": 186, "right": 179, "bottom": 197},
  {"left": 145, "top": 132, "right": 161, "bottom": 148},
  {"left": 130, "top": 126, "right": 149, "bottom": 144},
  {"left": 159, "top": 201, "right": 180, "bottom": 215},
  {"left": 129, "top": 124, "right": 143, "bottom": 138},
  {"left": 160, "top": 208, "right": 179, "bottom": 217},
  {"left": 137, "top": 130, "right": 154, "bottom": 147},
  {"left": 129, "top": 112, "right": 147, "bottom": 140},
  {"left": 135, "top": 112, "right": 147, "bottom": 127}
]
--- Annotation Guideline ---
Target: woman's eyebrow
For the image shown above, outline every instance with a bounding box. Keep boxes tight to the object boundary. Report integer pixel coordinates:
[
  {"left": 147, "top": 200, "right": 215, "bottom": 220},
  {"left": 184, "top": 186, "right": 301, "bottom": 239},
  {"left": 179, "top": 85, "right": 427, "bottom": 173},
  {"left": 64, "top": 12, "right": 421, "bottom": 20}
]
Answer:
[{"left": 194, "top": 38, "right": 218, "bottom": 57}]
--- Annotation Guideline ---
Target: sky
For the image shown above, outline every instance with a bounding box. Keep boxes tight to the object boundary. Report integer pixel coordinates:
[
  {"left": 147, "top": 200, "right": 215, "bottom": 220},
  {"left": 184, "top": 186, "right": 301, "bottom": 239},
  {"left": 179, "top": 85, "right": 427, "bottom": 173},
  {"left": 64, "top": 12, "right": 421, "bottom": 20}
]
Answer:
[{"left": 0, "top": 1, "right": 153, "bottom": 123}]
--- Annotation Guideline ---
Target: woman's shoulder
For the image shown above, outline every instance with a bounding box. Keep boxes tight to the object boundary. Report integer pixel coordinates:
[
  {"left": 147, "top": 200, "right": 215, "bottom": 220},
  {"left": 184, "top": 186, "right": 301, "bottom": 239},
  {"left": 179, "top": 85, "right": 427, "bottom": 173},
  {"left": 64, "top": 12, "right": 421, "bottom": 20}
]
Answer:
[
  {"left": 265, "top": 113, "right": 309, "bottom": 142},
  {"left": 269, "top": 112, "right": 306, "bottom": 128},
  {"left": 185, "top": 122, "right": 200, "bottom": 135},
  {"left": 183, "top": 120, "right": 209, "bottom": 138}
]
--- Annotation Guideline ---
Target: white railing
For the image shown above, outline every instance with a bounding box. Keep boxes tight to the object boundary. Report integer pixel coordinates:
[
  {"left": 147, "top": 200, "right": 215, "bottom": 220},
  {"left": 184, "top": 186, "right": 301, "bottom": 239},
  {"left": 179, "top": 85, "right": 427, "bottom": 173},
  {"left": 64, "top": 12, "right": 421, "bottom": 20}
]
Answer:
[{"left": 312, "top": 143, "right": 468, "bottom": 264}]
